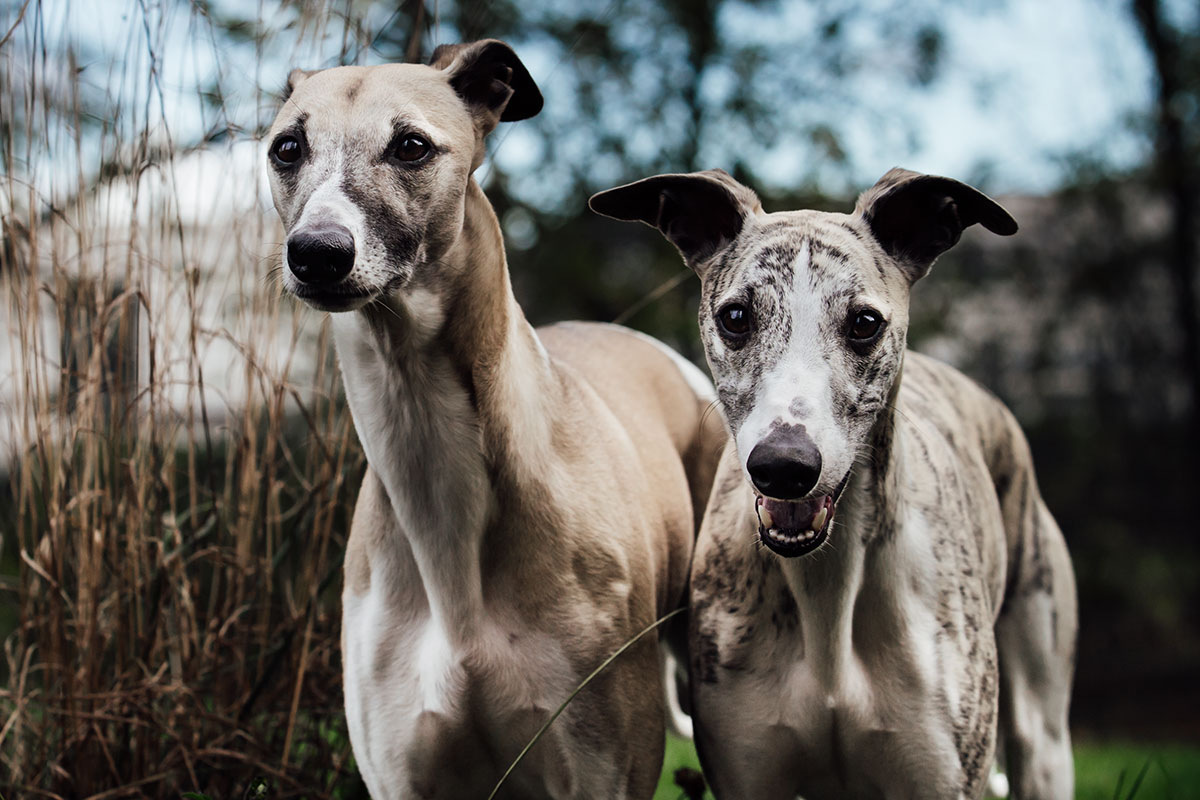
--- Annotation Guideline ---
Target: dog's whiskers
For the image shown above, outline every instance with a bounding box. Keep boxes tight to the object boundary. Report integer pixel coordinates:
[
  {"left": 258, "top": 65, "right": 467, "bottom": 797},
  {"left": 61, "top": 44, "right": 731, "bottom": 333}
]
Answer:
[{"left": 371, "top": 296, "right": 405, "bottom": 322}]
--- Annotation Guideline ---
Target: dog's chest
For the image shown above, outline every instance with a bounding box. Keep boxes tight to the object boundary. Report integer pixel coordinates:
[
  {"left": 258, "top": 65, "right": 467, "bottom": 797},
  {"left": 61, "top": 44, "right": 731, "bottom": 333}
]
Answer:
[
  {"left": 772, "top": 598, "right": 969, "bottom": 797},
  {"left": 342, "top": 582, "right": 580, "bottom": 799},
  {"left": 694, "top": 485, "right": 1000, "bottom": 797}
]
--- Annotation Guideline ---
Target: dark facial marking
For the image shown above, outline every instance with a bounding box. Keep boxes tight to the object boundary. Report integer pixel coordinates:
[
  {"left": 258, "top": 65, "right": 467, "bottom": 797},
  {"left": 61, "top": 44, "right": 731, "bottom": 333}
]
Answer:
[
  {"left": 871, "top": 252, "right": 889, "bottom": 280},
  {"left": 836, "top": 219, "right": 867, "bottom": 241},
  {"left": 809, "top": 240, "right": 851, "bottom": 266},
  {"left": 788, "top": 397, "right": 811, "bottom": 418},
  {"left": 340, "top": 174, "right": 422, "bottom": 269}
]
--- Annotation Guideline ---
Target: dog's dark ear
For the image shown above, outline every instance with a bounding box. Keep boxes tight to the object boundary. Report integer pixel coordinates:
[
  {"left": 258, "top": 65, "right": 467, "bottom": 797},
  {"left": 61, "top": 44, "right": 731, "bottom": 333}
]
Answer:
[
  {"left": 589, "top": 170, "right": 761, "bottom": 274},
  {"left": 430, "top": 40, "right": 543, "bottom": 130},
  {"left": 283, "top": 68, "right": 314, "bottom": 102},
  {"left": 855, "top": 167, "right": 1017, "bottom": 282}
]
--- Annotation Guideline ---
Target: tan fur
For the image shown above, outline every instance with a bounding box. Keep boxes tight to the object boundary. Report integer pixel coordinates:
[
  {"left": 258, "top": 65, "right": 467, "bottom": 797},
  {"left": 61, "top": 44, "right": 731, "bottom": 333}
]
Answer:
[{"left": 269, "top": 43, "right": 724, "bottom": 799}]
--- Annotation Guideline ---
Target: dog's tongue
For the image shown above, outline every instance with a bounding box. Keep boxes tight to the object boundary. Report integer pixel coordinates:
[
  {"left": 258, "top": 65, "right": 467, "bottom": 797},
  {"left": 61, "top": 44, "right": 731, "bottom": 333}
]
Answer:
[{"left": 757, "top": 495, "right": 831, "bottom": 532}]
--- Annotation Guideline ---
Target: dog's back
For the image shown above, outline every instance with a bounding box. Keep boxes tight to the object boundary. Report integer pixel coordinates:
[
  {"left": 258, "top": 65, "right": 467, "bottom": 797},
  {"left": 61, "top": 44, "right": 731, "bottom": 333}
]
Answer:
[{"left": 539, "top": 320, "right": 726, "bottom": 562}]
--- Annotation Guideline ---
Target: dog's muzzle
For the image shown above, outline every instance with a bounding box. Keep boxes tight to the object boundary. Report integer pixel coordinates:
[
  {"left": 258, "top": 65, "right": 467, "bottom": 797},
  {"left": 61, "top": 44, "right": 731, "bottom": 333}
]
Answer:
[
  {"left": 745, "top": 423, "right": 836, "bottom": 556},
  {"left": 284, "top": 223, "right": 376, "bottom": 311}
]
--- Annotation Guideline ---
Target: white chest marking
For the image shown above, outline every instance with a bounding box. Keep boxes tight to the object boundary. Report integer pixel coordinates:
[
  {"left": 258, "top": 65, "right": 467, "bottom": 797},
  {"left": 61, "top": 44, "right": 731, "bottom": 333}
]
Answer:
[{"left": 332, "top": 303, "right": 492, "bottom": 638}]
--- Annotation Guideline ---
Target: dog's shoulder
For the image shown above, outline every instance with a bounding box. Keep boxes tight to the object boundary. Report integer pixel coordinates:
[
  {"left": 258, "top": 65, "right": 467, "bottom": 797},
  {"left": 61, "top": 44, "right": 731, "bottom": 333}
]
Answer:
[
  {"left": 901, "top": 349, "right": 1035, "bottom": 486},
  {"left": 901, "top": 350, "right": 1005, "bottom": 419},
  {"left": 900, "top": 350, "right": 1026, "bottom": 459}
]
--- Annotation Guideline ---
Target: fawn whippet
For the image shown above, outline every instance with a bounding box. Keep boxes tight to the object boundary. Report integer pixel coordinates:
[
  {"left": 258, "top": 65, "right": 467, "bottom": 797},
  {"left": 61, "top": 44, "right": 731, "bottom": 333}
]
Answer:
[
  {"left": 267, "top": 41, "right": 724, "bottom": 799},
  {"left": 591, "top": 168, "right": 1077, "bottom": 799}
]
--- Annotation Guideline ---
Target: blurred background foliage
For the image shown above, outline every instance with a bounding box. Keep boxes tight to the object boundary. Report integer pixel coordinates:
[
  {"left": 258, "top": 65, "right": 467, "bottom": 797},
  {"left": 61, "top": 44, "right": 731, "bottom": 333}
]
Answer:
[{"left": 1, "top": 0, "right": 1198, "bottom": 796}]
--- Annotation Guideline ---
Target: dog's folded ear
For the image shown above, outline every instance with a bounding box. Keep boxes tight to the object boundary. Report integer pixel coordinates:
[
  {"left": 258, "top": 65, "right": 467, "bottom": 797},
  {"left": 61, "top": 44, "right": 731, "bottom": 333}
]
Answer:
[
  {"left": 589, "top": 170, "right": 761, "bottom": 273},
  {"left": 282, "top": 68, "right": 314, "bottom": 102},
  {"left": 856, "top": 167, "right": 1017, "bottom": 282},
  {"left": 430, "top": 40, "right": 543, "bottom": 129}
]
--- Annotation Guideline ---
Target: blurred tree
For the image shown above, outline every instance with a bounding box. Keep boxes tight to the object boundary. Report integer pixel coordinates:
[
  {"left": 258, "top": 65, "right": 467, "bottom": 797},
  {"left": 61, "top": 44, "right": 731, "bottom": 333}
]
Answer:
[
  {"left": 907, "top": 1, "right": 1200, "bottom": 736},
  {"left": 1132, "top": 0, "right": 1200, "bottom": 450},
  {"left": 339, "top": 0, "right": 975, "bottom": 358},
  {"left": 15, "top": 0, "right": 972, "bottom": 329},
  {"left": 368, "top": 0, "right": 955, "bottom": 205}
]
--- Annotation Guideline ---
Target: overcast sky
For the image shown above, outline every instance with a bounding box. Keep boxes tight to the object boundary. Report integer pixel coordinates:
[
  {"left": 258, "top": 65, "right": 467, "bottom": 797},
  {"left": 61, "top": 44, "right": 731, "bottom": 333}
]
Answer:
[
  {"left": 7, "top": 0, "right": 1157, "bottom": 210},
  {"left": 0, "top": 0, "right": 1172, "bottom": 458},
  {"left": 881, "top": 0, "right": 1152, "bottom": 192}
]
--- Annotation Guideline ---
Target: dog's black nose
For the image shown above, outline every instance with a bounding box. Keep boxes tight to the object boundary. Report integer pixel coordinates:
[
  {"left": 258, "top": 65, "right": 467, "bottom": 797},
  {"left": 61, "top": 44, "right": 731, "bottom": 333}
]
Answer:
[
  {"left": 287, "top": 225, "right": 355, "bottom": 285},
  {"left": 746, "top": 425, "right": 822, "bottom": 500}
]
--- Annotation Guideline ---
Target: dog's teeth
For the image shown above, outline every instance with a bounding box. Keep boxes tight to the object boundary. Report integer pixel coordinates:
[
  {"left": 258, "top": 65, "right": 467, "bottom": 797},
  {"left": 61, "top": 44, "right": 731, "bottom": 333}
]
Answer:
[
  {"left": 757, "top": 505, "right": 774, "bottom": 530},
  {"left": 812, "top": 507, "right": 829, "bottom": 531}
]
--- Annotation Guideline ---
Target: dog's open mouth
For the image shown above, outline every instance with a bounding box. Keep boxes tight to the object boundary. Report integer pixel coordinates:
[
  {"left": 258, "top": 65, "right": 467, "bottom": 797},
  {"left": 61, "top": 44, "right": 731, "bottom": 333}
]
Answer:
[
  {"left": 754, "top": 473, "right": 850, "bottom": 557},
  {"left": 755, "top": 495, "right": 833, "bottom": 557}
]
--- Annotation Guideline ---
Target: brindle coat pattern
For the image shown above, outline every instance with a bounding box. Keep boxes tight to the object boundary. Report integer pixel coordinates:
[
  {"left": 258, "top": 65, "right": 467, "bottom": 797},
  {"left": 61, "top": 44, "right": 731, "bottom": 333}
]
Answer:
[
  {"left": 592, "top": 169, "right": 1077, "bottom": 799},
  {"left": 268, "top": 42, "right": 726, "bottom": 799}
]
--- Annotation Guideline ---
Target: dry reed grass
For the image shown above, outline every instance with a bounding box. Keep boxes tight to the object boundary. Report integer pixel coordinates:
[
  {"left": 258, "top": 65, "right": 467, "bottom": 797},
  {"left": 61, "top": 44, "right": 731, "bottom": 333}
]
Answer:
[{"left": 0, "top": 2, "right": 380, "bottom": 796}]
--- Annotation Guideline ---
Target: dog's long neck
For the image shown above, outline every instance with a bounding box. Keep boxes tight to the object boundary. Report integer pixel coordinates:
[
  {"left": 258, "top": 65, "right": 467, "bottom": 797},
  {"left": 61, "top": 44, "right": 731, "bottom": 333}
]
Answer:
[
  {"left": 778, "top": 368, "right": 915, "bottom": 684},
  {"left": 332, "top": 179, "right": 555, "bottom": 644}
]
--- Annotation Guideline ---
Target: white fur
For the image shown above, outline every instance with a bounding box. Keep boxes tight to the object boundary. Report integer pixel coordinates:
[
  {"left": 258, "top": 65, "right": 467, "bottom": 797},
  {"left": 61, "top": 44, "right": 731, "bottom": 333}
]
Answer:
[
  {"left": 333, "top": 303, "right": 492, "bottom": 636},
  {"left": 661, "top": 645, "right": 694, "bottom": 739},
  {"left": 293, "top": 152, "right": 363, "bottom": 238},
  {"left": 733, "top": 242, "right": 849, "bottom": 492},
  {"left": 333, "top": 292, "right": 493, "bottom": 795}
]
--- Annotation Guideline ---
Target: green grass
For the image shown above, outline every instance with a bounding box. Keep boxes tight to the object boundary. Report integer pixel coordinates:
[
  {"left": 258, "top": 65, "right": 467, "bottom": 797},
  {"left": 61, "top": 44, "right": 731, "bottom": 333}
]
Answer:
[
  {"left": 169, "top": 736, "right": 1200, "bottom": 799},
  {"left": 652, "top": 737, "right": 1200, "bottom": 800},
  {"left": 654, "top": 735, "right": 714, "bottom": 800},
  {"left": 1075, "top": 742, "right": 1200, "bottom": 800}
]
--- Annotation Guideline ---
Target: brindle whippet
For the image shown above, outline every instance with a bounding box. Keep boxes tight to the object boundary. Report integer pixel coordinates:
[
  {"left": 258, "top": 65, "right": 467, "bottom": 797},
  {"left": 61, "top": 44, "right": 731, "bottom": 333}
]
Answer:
[
  {"left": 591, "top": 168, "right": 1077, "bottom": 799},
  {"left": 267, "top": 41, "right": 724, "bottom": 799}
]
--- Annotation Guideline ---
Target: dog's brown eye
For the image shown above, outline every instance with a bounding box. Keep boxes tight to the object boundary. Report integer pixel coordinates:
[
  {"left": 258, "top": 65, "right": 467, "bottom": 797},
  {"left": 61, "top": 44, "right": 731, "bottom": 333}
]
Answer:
[
  {"left": 270, "top": 135, "right": 302, "bottom": 166},
  {"left": 717, "top": 304, "right": 753, "bottom": 340},
  {"left": 392, "top": 135, "right": 432, "bottom": 163},
  {"left": 849, "top": 309, "right": 885, "bottom": 342}
]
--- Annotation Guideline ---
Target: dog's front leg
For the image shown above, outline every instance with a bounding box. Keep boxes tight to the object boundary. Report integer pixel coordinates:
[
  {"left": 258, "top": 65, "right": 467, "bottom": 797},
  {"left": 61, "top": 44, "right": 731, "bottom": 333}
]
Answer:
[{"left": 691, "top": 692, "right": 800, "bottom": 800}]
